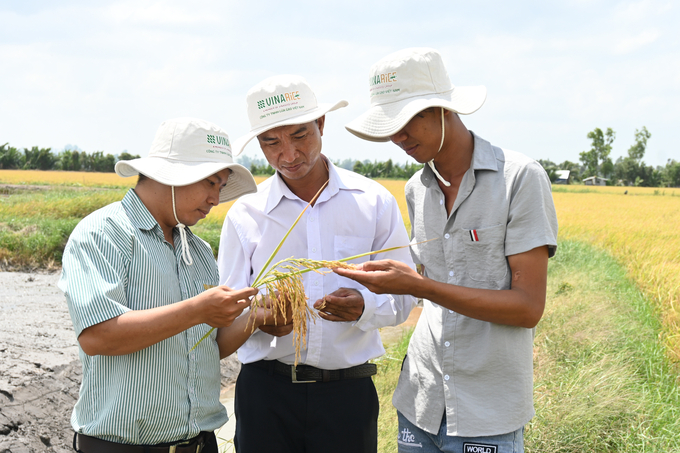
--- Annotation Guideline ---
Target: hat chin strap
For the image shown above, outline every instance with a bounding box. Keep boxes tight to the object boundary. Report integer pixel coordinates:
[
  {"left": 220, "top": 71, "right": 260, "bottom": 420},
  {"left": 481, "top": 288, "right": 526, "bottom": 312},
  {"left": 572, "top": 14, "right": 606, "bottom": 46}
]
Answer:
[
  {"left": 171, "top": 186, "right": 194, "bottom": 266},
  {"left": 427, "top": 108, "right": 451, "bottom": 187}
]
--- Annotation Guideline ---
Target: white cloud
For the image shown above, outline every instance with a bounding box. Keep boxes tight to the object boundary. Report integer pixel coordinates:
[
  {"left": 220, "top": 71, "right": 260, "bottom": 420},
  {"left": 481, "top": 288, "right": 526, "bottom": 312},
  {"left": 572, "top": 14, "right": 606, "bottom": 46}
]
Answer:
[
  {"left": 104, "top": 0, "right": 221, "bottom": 25},
  {"left": 614, "top": 29, "right": 661, "bottom": 54},
  {"left": 0, "top": 0, "right": 678, "bottom": 167}
]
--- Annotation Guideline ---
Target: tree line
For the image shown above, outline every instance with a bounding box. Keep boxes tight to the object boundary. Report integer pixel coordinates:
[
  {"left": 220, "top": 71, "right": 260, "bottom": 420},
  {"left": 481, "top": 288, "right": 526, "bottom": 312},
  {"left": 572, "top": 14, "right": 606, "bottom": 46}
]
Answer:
[
  {"left": 3, "top": 127, "right": 679, "bottom": 187},
  {"left": 0, "top": 143, "right": 139, "bottom": 172},
  {"left": 540, "top": 126, "right": 680, "bottom": 187},
  {"left": 238, "top": 155, "right": 425, "bottom": 179}
]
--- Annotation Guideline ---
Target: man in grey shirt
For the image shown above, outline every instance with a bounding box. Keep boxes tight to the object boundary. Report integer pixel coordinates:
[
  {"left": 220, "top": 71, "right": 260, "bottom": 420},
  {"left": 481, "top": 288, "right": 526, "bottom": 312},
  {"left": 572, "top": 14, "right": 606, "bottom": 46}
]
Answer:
[{"left": 336, "top": 48, "right": 558, "bottom": 453}]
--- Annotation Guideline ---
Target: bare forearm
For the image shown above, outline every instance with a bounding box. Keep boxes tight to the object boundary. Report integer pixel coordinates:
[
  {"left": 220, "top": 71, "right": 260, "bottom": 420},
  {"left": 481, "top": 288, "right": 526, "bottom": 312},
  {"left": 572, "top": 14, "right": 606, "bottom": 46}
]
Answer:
[
  {"left": 78, "top": 299, "right": 201, "bottom": 356},
  {"left": 216, "top": 314, "right": 256, "bottom": 359},
  {"left": 334, "top": 247, "right": 549, "bottom": 329},
  {"left": 413, "top": 278, "right": 544, "bottom": 328}
]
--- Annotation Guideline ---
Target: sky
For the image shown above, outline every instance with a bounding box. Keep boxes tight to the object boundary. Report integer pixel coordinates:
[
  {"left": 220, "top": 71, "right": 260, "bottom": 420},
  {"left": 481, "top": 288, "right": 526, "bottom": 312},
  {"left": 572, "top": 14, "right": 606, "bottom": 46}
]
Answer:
[{"left": 1, "top": 0, "right": 678, "bottom": 168}]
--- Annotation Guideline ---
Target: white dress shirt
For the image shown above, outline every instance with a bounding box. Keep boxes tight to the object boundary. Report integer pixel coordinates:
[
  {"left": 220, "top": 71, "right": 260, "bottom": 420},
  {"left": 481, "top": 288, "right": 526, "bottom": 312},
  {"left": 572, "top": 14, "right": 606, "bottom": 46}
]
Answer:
[{"left": 217, "top": 159, "right": 416, "bottom": 369}]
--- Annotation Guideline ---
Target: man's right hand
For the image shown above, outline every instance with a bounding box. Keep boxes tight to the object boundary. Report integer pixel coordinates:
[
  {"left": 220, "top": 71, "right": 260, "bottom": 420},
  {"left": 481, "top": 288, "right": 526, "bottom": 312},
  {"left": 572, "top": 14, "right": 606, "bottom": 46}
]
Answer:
[
  {"left": 199, "top": 285, "right": 258, "bottom": 328},
  {"left": 253, "top": 292, "right": 294, "bottom": 337}
]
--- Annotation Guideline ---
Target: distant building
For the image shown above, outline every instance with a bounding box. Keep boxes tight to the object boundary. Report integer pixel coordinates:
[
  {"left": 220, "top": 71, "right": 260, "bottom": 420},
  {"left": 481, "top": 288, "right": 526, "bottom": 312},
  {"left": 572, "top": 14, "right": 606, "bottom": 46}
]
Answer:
[
  {"left": 554, "top": 170, "right": 571, "bottom": 185},
  {"left": 583, "top": 176, "right": 608, "bottom": 186}
]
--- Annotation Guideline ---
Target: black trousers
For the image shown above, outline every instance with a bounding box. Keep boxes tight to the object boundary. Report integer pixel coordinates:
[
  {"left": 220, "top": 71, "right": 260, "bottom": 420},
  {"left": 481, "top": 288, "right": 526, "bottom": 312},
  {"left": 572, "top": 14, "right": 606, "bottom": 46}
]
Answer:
[{"left": 233, "top": 362, "right": 379, "bottom": 453}]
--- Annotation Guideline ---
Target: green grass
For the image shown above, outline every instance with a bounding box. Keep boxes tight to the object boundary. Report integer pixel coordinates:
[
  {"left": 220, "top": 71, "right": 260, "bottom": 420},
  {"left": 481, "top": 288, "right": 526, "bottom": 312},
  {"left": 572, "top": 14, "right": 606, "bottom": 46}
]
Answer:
[
  {"left": 529, "top": 239, "right": 680, "bottom": 452},
  {"left": 373, "top": 329, "right": 412, "bottom": 452},
  {"left": 0, "top": 186, "right": 226, "bottom": 269},
  {"left": 0, "top": 188, "right": 127, "bottom": 269},
  {"left": 373, "top": 240, "right": 680, "bottom": 452}
]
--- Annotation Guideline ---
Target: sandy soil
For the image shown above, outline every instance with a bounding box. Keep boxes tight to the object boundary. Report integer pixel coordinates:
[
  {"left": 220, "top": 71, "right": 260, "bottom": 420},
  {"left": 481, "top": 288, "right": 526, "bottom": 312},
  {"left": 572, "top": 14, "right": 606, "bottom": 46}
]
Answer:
[{"left": 0, "top": 272, "right": 241, "bottom": 453}]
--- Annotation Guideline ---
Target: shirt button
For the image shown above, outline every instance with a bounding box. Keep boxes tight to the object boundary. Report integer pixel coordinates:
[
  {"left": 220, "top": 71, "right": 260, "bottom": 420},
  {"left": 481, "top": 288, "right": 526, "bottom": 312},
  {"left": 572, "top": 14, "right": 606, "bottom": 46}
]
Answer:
[
  {"left": 444, "top": 233, "right": 450, "bottom": 239},
  {"left": 310, "top": 217, "right": 315, "bottom": 222},
  {"left": 448, "top": 310, "right": 454, "bottom": 314},
  {"left": 444, "top": 375, "right": 450, "bottom": 381},
  {"left": 445, "top": 341, "right": 450, "bottom": 347},
  {"left": 449, "top": 271, "right": 454, "bottom": 277},
  {"left": 440, "top": 199, "right": 443, "bottom": 205},
  {"left": 312, "top": 248, "right": 317, "bottom": 252}
]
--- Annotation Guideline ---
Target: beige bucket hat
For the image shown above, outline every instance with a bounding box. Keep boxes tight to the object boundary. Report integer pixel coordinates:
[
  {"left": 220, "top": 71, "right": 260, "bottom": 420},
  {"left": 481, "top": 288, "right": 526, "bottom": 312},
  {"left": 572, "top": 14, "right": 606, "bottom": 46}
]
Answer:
[
  {"left": 115, "top": 117, "right": 257, "bottom": 204},
  {"left": 232, "top": 74, "right": 348, "bottom": 155},
  {"left": 345, "top": 47, "right": 487, "bottom": 142}
]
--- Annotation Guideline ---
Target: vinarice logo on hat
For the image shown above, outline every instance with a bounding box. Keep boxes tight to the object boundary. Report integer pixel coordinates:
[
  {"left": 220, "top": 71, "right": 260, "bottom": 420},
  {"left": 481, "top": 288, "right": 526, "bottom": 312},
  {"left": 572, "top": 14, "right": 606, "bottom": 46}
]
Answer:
[
  {"left": 232, "top": 74, "right": 348, "bottom": 156},
  {"left": 346, "top": 47, "right": 487, "bottom": 142},
  {"left": 205, "top": 133, "right": 232, "bottom": 159},
  {"left": 257, "top": 91, "right": 302, "bottom": 110},
  {"left": 369, "top": 71, "right": 399, "bottom": 98}
]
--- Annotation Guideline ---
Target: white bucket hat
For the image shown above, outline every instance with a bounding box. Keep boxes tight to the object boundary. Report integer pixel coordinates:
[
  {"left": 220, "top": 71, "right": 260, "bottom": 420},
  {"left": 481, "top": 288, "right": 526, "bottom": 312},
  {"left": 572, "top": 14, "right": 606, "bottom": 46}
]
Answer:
[
  {"left": 345, "top": 47, "right": 487, "bottom": 142},
  {"left": 232, "top": 74, "right": 348, "bottom": 156},
  {"left": 116, "top": 118, "right": 258, "bottom": 266},
  {"left": 115, "top": 117, "right": 257, "bottom": 204}
]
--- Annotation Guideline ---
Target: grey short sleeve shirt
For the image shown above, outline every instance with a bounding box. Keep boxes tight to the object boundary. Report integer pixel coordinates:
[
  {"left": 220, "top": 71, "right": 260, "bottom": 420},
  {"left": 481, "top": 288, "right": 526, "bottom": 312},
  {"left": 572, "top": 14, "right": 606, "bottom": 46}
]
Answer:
[{"left": 392, "top": 132, "right": 558, "bottom": 437}]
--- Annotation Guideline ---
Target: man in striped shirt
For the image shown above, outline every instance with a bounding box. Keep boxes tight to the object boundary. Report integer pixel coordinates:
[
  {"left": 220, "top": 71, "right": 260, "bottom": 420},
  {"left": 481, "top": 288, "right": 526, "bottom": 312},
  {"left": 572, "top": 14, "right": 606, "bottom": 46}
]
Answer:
[{"left": 60, "top": 118, "right": 276, "bottom": 453}]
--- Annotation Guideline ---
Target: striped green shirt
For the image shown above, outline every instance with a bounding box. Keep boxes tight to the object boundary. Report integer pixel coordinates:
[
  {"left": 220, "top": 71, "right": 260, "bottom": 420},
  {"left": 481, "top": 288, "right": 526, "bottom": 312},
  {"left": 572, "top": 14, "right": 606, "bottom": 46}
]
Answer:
[{"left": 59, "top": 189, "right": 226, "bottom": 445}]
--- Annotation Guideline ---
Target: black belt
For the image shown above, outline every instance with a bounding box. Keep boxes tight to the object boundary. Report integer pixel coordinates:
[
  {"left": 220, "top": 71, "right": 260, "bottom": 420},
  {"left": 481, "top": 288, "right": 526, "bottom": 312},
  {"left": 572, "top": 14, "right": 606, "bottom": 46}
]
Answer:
[
  {"left": 74, "top": 431, "right": 210, "bottom": 453},
  {"left": 248, "top": 359, "right": 377, "bottom": 383}
]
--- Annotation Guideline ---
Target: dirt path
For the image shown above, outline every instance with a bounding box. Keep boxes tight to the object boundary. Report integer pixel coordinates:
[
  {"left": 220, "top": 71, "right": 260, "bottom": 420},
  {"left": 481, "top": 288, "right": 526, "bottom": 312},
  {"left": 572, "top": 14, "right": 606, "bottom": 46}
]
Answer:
[
  {"left": 0, "top": 272, "right": 77, "bottom": 453},
  {"left": 0, "top": 272, "right": 241, "bottom": 453}
]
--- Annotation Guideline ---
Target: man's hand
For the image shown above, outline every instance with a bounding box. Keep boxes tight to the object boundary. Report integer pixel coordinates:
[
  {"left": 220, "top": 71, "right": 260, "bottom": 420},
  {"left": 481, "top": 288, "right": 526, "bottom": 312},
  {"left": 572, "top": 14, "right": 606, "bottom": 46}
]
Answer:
[
  {"left": 199, "top": 286, "right": 258, "bottom": 328},
  {"left": 333, "top": 259, "right": 422, "bottom": 295},
  {"left": 253, "top": 293, "right": 294, "bottom": 337},
  {"left": 78, "top": 285, "right": 258, "bottom": 356},
  {"left": 313, "top": 288, "right": 364, "bottom": 322}
]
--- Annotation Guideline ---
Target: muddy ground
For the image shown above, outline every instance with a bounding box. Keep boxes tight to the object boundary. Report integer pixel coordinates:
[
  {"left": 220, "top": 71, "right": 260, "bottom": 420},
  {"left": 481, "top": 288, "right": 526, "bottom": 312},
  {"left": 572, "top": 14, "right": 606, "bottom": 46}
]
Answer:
[{"left": 0, "top": 272, "right": 241, "bottom": 453}]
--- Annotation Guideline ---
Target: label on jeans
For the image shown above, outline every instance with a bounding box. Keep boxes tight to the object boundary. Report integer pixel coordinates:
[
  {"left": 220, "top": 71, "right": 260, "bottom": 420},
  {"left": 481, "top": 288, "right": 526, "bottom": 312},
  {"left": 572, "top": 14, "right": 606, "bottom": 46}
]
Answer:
[{"left": 463, "top": 443, "right": 498, "bottom": 453}]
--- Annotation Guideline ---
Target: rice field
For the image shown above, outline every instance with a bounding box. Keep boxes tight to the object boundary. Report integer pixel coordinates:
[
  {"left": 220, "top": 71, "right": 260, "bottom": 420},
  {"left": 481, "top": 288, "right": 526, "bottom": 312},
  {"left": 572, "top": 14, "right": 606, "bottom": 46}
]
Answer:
[
  {"left": 0, "top": 169, "right": 136, "bottom": 188},
  {"left": 2, "top": 169, "right": 679, "bottom": 363},
  {"left": 552, "top": 185, "right": 680, "bottom": 363}
]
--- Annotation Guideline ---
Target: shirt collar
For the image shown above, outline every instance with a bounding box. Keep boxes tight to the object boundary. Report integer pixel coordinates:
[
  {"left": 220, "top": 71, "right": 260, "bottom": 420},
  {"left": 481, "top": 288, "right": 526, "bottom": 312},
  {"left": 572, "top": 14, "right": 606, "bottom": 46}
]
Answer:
[
  {"left": 122, "top": 188, "right": 197, "bottom": 241},
  {"left": 122, "top": 189, "right": 158, "bottom": 231},
  {"left": 469, "top": 131, "right": 498, "bottom": 171},
  {"left": 264, "top": 155, "right": 343, "bottom": 214},
  {"left": 421, "top": 130, "right": 498, "bottom": 187}
]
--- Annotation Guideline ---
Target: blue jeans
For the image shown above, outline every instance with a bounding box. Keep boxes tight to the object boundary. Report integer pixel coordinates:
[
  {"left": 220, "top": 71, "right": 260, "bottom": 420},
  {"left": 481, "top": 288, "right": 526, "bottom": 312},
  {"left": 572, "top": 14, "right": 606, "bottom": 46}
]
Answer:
[{"left": 397, "top": 411, "right": 524, "bottom": 453}]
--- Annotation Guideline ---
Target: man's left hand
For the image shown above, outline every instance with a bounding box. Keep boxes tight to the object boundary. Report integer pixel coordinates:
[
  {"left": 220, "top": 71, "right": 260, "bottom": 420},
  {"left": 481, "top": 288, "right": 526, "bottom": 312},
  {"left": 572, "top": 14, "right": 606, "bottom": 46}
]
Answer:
[{"left": 313, "top": 288, "right": 364, "bottom": 322}]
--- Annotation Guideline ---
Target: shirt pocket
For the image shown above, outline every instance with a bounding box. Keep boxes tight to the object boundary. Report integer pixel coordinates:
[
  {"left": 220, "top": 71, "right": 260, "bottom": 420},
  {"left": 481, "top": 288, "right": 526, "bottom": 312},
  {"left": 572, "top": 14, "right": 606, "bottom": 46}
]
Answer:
[
  {"left": 334, "top": 235, "right": 374, "bottom": 265},
  {"left": 462, "top": 224, "right": 508, "bottom": 285}
]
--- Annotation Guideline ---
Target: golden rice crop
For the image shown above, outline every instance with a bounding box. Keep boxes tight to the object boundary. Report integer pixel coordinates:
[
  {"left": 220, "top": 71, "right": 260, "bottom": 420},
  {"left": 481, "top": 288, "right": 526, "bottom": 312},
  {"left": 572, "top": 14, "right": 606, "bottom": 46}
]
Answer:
[
  {"left": 248, "top": 258, "right": 357, "bottom": 366},
  {"left": 371, "top": 182, "right": 680, "bottom": 364},
  {"left": 374, "top": 178, "right": 411, "bottom": 231},
  {"left": 0, "top": 169, "right": 136, "bottom": 187},
  {"left": 553, "top": 186, "right": 680, "bottom": 363}
]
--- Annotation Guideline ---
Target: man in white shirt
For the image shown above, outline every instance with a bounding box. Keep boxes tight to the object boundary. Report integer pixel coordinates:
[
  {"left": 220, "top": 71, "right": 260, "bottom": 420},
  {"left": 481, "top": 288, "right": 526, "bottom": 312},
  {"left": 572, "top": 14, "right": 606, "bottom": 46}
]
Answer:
[{"left": 217, "top": 75, "right": 416, "bottom": 453}]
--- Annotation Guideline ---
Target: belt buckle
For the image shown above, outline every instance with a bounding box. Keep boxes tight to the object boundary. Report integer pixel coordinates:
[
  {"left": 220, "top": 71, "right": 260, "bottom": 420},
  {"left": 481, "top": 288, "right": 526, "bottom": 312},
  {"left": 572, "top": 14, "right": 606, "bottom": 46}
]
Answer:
[
  {"left": 291, "top": 365, "right": 315, "bottom": 383},
  {"left": 168, "top": 439, "right": 202, "bottom": 453}
]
